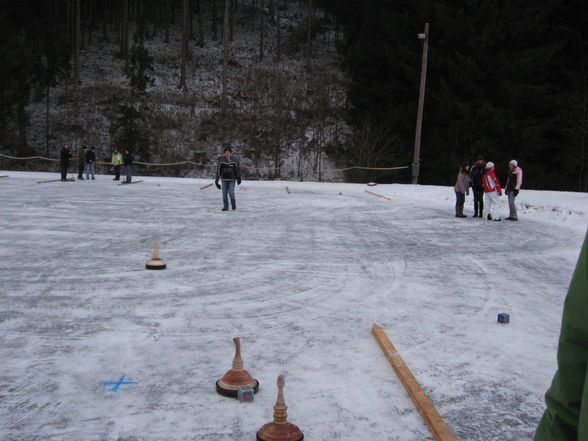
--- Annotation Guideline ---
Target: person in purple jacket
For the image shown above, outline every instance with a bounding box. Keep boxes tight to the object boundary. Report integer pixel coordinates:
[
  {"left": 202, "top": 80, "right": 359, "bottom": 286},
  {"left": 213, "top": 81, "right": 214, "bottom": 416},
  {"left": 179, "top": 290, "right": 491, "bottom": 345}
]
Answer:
[{"left": 454, "top": 163, "right": 470, "bottom": 218}]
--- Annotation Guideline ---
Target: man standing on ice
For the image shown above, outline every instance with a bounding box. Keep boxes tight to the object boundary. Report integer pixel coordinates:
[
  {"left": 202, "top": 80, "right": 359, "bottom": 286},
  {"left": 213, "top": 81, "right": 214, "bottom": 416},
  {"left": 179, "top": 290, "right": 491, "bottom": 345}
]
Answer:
[
  {"left": 77, "top": 146, "right": 87, "bottom": 180},
  {"left": 469, "top": 155, "right": 486, "bottom": 218},
  {"left": 123, "top": 149, "right": 134, "bottom": 183},
  {"left": 505, "top": 159, "right": 523, "bottom": 221},
  {"left": 482, "top": 161, "right": 502, "bottom": 221},
  {"left": 215, "top": 147, "right": 241, "bottom": 211},
  {"left": 60, "top": 144, "right": 72, "bottom": 181}
]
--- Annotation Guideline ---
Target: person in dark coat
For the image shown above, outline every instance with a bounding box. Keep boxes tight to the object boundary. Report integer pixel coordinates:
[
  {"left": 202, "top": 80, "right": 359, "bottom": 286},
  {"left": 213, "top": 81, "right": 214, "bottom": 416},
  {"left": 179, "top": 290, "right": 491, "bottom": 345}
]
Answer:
[
  {"left": 60, "top": 144, "right": 72, "bottom": 181},
  {"left": 469, "top": 155, "right": 486, "bottom": 218},
  {"left": 85, "top": 146, "right": 96, "bottom": 180},
  {"left": 77, "top": 146, "right": 87, "bottom": 179},
  {"left": 123, "top": 149, "right": 133, "bottom": 183},
  {"left": 215, "top": 147, "right": 241, "bottom": 211}
]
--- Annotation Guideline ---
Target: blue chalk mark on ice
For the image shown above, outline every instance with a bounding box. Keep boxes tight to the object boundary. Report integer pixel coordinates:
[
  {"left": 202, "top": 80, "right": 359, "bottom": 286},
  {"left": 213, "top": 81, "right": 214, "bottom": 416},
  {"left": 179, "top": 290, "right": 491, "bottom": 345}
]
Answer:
[{"left": 99, "top": 376, "right": 139, "bottom": 392}]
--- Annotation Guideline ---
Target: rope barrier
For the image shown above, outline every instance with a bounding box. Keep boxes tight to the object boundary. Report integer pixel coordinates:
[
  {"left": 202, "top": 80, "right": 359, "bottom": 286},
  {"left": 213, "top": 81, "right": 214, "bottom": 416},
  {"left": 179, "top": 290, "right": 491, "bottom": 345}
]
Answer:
[{"left": 0, "top": 154, "right": 409, "bottom": 173}]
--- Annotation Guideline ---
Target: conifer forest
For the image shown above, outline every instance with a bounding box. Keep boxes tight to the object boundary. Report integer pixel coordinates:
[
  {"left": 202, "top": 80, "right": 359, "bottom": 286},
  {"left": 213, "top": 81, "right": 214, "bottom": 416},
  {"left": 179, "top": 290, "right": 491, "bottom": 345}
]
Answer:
[{"left": 1, "top": 0, "right": 587, "bottom": 190}]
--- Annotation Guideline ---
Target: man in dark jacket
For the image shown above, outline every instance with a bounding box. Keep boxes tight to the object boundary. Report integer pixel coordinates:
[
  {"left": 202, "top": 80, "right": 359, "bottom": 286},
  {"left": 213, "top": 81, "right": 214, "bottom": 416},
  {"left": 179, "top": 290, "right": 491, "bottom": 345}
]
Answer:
[
  {"left": 123, "top": 149, "right": 133, "bottom": 183},
  {"left": 215, "top": 147, "right": 241, "bottom": 211},
  {"left": 60, "top": 144, "right": 72, "bottom": 181},
  {"left": 534, "top": 231, "right": 588, "bottom": 441},
  {"left": 469, "top": 155, "right": 486, "bottom": 218},
  {"left": 77, "top": 146, "right": 87, "bottom": 180},
  {"left": 85, "top": 146, "right": 96, "bottom": 180}
]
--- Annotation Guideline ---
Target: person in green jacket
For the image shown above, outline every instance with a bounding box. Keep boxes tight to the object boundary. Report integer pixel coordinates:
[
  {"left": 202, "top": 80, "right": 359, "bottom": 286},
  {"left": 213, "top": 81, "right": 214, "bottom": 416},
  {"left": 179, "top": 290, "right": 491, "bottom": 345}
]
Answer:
[
  {"left": 534, "top": 231, "right": 588, "bottom": 441},
  {"left": 111, "top": 149, "right": 123, "bottom": 181}
]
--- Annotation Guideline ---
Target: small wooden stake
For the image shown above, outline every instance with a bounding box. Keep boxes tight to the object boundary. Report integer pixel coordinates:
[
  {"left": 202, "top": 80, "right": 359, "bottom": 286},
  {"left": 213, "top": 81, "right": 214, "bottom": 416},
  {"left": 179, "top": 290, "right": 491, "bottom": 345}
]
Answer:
[
  {"left": 371, "top": 324, "right": 456, "bottom": 441},
  {"left": 200, "top": 183, "right": 213, "bottom": 190},
  {"left": 365, "top": 189, "right": 391, "bottom": 200}
]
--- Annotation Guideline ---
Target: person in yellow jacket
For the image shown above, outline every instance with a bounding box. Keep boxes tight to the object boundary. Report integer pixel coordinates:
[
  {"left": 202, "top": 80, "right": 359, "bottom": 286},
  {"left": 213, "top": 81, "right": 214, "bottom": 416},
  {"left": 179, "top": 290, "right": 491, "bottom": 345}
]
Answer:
[
  {"left": 111, "top": 149, "right": 123, "bottom": 181},
  {"left": 534, "top": 231, "right": 588, "bottom": 441}
]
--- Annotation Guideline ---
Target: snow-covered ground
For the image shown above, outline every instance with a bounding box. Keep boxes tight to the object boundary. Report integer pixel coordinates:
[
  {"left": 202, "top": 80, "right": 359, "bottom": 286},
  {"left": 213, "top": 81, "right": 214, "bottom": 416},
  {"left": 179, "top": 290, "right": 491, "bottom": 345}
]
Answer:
[{"left": 1, "top": 171, "right": 586, "bottom": 441}]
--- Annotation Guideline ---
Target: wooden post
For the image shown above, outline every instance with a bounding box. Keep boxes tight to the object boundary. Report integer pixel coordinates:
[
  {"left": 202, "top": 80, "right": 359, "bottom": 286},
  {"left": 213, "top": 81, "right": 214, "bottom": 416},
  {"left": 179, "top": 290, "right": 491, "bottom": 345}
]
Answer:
[{"left": 412, "top": 23, "right": 429, "bottom": 185}]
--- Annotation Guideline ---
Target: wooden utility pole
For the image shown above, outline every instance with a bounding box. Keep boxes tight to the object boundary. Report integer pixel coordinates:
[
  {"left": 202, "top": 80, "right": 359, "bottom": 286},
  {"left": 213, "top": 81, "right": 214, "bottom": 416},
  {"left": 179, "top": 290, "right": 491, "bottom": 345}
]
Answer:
[
  {"left": 412, "top": 23, "right": 429, "bottom": 185},
  {"left": 221, "top": 0, "right": 230, "bottom": 123}
]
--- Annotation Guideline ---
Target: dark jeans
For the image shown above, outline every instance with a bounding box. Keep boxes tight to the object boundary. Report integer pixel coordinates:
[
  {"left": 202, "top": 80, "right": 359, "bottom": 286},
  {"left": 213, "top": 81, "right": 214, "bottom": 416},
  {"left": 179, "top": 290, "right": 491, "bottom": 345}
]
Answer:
[
  {"left": 61, "top": 163, "right": 68, "bottom": 180},
  {"left": 222, "top": 180, "right": 236, "bottom": 209},
  {"left": 455, "top": 191, "right": 465, "bottom": 209},
  {"left": 124, "top": 165, "right": 132, "bottom": 182},
  {"left": 78, "top": 161, "right": 84, "bottom": 178},
  {"left": 473, "top": 186, "right": 484, "bottom": 215},
  {"left": 113, "top": 165, "right": 121, "bottom": 180}
]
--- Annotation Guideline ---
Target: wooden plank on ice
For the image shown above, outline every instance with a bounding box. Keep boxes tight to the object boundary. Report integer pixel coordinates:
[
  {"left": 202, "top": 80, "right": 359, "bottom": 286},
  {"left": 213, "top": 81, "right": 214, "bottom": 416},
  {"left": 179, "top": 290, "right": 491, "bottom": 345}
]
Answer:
[
  {"left": 365, "top": 189, "right": 391, "bottom": 200},
  {"left": 37, "top": 178, "right": 75, "bottom": 183},
  {"left": 371, "top": 323, "right": 457, "bottom": 441}
]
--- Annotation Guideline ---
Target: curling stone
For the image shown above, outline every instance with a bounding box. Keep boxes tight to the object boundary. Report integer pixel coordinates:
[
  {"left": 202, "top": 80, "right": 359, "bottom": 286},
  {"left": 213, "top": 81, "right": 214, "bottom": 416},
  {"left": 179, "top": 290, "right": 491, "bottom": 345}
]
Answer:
[
  {"left": 145, "top": 240, "right": 166, "bottom": 270},
  {"left": 257, "top": 375, "right": 304, "bottom": 441},
  {"left": 216, "top": 337, "right": 259, "bottom": 398}
]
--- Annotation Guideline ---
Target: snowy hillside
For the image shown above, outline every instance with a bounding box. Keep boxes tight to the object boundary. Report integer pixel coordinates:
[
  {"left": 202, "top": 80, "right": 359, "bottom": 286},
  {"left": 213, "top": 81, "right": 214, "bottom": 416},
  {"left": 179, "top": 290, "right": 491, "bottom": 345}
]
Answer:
[
  {"left": 20, "top": 2, "right": 348, "bottom": 182},
  {"left": 0, "top": 172, "right": 587, "bottom": 441}
]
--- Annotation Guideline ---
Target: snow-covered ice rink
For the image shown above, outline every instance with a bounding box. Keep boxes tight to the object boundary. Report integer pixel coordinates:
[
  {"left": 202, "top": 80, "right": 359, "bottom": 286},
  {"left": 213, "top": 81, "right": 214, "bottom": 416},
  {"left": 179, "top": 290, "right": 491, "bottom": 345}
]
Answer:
[{"left": 1, "top": 171, "right": 587, "bottom": 441}]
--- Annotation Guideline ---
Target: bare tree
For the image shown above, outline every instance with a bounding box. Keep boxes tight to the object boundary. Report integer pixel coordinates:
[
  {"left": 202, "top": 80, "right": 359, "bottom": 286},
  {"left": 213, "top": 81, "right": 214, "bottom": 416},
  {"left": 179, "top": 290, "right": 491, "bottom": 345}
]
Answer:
[
  {"left": 197, "top": 0, "right": 204, "bottom": 47},
  {"left": 212, "top": 0, "right": 217, "bottom": 40},
  {"left": 221, "top": 0, "right": 230, "bottom": 123},
  {"left": 305, "top": 0, "right": 313, "bottom": 71},
  {"left": 274, "top": 0, "right": 281, "bottom": 62},
  {"left": 180, "top": 0, "right": 189, "bottom": 89},
  {"left": 73, "top": 0, "right": 80, "bottom": 84},
  {"left": 259, "top": 1, "right": 265, "bottom": 60},
  {"left": 120, "top": 0, "right": 129, "bottom": 64}
]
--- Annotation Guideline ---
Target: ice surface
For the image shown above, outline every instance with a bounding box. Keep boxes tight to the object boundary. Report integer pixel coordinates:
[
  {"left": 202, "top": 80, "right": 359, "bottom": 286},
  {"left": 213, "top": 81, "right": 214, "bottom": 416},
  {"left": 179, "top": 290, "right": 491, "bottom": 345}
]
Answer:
[{"left": 0, "top": 172, "right": 587, "bottom": 441}]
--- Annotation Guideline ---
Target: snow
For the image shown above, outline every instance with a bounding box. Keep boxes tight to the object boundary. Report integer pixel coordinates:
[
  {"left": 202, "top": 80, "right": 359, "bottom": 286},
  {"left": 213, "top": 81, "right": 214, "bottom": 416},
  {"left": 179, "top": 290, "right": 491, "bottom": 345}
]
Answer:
[{"left": 0, "top": 171, "right": 587, "bottom": 441}]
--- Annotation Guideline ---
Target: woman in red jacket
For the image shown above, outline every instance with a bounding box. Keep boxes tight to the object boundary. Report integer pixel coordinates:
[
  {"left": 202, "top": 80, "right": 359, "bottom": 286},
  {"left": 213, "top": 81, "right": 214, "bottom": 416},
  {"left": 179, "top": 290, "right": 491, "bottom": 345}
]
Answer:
[{"left": 483, "top": 162, "right": 502, "bottom": 221}]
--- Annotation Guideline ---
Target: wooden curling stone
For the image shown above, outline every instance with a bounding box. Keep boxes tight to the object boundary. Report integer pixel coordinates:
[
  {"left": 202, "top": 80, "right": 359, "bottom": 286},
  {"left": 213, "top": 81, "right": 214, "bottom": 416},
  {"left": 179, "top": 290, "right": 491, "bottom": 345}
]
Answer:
[
  {"left": 216, "top": 337, "right": 259, "bottom": 398},
  {"left": 145, "top": 240, "right": 166, "bottom": 270},
  {"left": 257, "top": 375, "right": 304, "bottom": 441}
]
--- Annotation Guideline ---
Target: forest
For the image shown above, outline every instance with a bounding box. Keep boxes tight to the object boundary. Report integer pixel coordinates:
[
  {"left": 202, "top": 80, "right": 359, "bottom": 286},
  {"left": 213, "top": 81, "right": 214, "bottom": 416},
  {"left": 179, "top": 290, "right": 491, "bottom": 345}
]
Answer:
[{"left": 1, "top": 0, "right": 587, "bottom": 190}]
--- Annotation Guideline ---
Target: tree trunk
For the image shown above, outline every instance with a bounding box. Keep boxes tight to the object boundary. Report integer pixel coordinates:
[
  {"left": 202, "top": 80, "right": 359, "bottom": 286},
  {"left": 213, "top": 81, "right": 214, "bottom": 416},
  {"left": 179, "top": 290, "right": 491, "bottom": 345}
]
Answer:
[
  {"left": 221, "top": 0, "right": 230, "bottom": 123},
  {"left": 251, "top": 0, "right": 255, "bottom": 32},
  {"left": 259, "top": 3, "right": 264, "bottom": 60},
  {"left": 121, "top": 0, "right": 129, "bottom": 64},
  {"left": 189, "top": 0, "right": 195, "bottom": 39},
  {"left": 46, "top": 82, "right": 50, "bottom": 156},
  {"left": 102, "top": 0, "right": 107, "bottom": 41},
  {"left": 180, "top": 0, "right": 189, "bottom": 89},
  {"left": 74, "top": 0, "right": 80, "bottom": 84},
  {"left": 229, "top": 0, "right": 234, "bottom": 42},
  {"left": 306, "top": 0, "right": 312, "bottom": 71},
  {"left": 164, "top": 0, "right": 170, "bottom": 43},
  {"left": 275, "top": 0, "right": 280, "bottom": 62},
  {"left": 212, "top": 0, "right": 217, "bottom": 40},
  {"left": 198, "top": 0, "right": 204, "bottom": 47}
]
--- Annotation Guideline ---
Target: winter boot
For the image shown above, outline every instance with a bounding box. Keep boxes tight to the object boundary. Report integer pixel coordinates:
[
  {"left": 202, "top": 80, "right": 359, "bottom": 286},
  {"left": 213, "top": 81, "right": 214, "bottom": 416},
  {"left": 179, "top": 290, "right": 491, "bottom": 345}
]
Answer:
[{"left": 457, "top": 207, "right": 466, "bottom": 218}]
